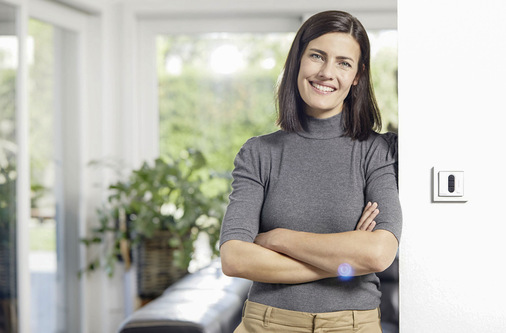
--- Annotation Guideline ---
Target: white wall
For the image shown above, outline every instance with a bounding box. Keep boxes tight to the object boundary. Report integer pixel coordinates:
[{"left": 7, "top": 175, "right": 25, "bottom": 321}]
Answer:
[{"left": 398, "top": 0, "right": 506, "bottom": 331}]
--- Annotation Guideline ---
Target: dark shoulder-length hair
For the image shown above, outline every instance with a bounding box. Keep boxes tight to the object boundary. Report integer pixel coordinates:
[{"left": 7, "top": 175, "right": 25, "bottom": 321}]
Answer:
[{"left": 276, "top": 10, "right": 381, "bottom": 141}]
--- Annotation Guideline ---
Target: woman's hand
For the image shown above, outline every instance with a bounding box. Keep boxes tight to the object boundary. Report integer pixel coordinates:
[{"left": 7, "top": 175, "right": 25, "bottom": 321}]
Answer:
[
  {"left": 254, "top": 228, "right": 288, "bottom": 252},
  {"left": 356, "top": 202, "right": 379, "bottom": 231}
]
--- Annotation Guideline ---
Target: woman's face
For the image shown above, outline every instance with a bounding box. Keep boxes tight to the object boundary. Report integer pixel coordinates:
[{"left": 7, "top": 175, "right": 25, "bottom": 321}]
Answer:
[{"left": 297, "top": 32, "right": 361, "bottom": 119}]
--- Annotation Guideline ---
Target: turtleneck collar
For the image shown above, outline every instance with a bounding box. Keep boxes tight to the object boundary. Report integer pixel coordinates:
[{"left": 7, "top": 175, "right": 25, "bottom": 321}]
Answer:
[{"left": 296, "top": 112, "right": 345, "bottom": 140}]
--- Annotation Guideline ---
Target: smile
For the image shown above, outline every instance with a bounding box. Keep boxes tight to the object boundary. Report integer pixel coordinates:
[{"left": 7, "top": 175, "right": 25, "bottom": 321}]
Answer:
[{"left": 310, "top": 82, "right": 336, "bottom": 93}]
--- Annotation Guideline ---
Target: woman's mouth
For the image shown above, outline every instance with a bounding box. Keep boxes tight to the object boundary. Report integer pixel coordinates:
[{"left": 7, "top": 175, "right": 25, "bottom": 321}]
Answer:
[{"left": 310, "top": 81, "right": 336, "bottom": 93}]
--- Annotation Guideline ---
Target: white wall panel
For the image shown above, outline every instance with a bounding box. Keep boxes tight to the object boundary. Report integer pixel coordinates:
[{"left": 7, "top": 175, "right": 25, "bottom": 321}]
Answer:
[{"left": 398, "top": 0, "right": 506, "bottom": 331}]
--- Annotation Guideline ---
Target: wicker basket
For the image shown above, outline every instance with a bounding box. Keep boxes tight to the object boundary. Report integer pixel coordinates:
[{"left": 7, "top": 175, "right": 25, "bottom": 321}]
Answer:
[{"left": 135, "top": 231, "right": 187, "bottom": 299}]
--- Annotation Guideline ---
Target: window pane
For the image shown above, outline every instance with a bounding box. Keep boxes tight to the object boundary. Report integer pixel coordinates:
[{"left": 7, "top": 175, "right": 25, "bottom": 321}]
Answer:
[
  {"left": 28, "top": 19, "right": 58, "bottom": 333},
  {"left": 0, "top": 3, "right": 19, "bottom": 332},
  {"left": 157, "top": 33, "right": 294, "bottom": 173}
]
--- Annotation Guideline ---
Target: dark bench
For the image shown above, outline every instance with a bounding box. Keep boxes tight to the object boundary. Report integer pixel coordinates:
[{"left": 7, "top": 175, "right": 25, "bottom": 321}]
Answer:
[
  {"left": 117, "top": 260, "right": 251, "bottom": 333},
  {"left": 118, "top": 257, "right": 398, "bottom": 333}
]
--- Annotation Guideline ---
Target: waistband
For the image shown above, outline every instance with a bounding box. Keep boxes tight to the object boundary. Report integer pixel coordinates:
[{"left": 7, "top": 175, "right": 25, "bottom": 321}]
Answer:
[{"left": 242, "top": 300, "right": 380, "bottom": 330}]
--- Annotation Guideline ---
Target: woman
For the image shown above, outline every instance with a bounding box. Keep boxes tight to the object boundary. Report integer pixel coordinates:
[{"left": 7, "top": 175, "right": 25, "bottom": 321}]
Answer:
[{"left": 220, "top": 10, "right": 402, "bottom": 333}]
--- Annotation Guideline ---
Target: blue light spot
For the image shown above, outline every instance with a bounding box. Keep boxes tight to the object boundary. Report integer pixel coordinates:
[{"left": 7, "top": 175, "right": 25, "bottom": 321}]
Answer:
[{"left": 338, "top": 263, "right": 354, "bottom": 281}]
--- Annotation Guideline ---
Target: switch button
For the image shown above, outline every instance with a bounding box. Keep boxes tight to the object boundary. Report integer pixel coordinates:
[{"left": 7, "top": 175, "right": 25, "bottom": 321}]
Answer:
[
  {"left": 439, "top": 171, "right": 464, "bottom": 197},
  {"left": 448, "top": 175, "right": 455, "bottom": 193}
]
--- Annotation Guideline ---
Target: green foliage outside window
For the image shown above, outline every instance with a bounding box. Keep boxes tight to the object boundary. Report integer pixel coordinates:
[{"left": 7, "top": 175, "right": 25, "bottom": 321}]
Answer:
[{"left": 157, "top": 34, "right": 290, "bottom": 175}]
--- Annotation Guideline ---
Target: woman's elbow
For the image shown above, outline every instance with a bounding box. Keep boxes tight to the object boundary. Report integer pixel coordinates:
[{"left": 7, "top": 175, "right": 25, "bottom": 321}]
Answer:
[
  {"left": 220, "top": 240, "right": 245, "bottom": 277},
  {"left": 221, "top": 257, "right": 239, "bottom": 277},
  {"left": 369, "top": 251, "right": 396, "bottom": 273},
  {"left": 369, "top": 231, "right": 398, "bottom": 272}
]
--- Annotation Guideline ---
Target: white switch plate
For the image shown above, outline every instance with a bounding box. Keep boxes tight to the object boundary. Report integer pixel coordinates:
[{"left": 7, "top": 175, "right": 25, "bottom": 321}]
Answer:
[
  {"left": 432, "top": 167, "right": 468, "bottom": 202},
  {"left": 438, "top": 171, "right": 464, "bottom": 197}
]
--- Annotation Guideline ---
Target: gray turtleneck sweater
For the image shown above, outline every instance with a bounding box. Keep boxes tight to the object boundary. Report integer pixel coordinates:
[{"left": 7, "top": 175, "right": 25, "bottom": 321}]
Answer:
[{"left": 220, "top": 112, "right": 402, "bottom": 313}]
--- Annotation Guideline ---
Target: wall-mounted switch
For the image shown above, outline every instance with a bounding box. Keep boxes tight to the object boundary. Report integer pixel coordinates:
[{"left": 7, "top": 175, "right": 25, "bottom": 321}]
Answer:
[{"left": 432, "top": 167, "right": 468, "bottom": 202}]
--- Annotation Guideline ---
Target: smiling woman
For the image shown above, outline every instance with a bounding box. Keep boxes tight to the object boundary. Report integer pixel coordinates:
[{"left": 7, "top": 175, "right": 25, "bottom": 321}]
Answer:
[
  {"left": 219, "top": 11, "right": 401, "bottom": 333},
  {"left": 297, "top": 32, "right": 362, "bottom": 119}
]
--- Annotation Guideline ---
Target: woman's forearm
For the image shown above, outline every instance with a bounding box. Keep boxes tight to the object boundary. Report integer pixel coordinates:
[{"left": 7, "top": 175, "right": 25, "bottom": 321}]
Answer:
[
  {"left": 220, "top": 239, "right": 335, "bottom": 284},
  {"left": 255, "top": 229, "right": 398, "bottom": 276}
]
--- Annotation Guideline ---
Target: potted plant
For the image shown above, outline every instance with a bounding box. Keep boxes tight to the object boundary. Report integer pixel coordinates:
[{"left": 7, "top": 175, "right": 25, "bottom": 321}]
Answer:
[{"left": 82, "top": 149, "right": 229, "bottom": 299}]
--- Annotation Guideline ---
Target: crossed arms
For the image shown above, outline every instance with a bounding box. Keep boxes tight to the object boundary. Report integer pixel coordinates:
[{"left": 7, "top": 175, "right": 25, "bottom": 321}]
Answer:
[{"left": 220, "top": 202, "right": 398, "bottom": 284}]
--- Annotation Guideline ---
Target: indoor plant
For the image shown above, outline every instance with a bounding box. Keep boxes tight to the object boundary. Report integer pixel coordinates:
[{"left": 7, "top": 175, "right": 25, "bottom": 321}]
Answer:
[{"left": 82, "top": 149, "right": 229, "bottom": 297}]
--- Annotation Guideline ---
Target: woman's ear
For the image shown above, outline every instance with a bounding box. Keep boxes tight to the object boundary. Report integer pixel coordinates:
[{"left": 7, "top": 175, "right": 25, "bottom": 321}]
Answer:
[{"left": 353, "top": 64, "right": 365, "bottom": 86}]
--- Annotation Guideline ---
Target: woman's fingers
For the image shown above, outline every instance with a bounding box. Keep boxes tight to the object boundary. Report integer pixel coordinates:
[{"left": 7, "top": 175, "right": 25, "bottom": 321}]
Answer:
[
  {"left": 356, "top": 202, "right": 379, "bottom": 231},
  {"left": 365, "top": 220, "right": 376, "bottom": 232},
  {"left": 359, "top": 209, "right": 379, "bottom": 231}
]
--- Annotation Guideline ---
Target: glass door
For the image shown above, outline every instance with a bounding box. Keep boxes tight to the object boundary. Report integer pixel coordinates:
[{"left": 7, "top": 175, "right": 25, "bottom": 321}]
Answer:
[{"left": 27, "top": 16, "right": 81, "bottom": 333}]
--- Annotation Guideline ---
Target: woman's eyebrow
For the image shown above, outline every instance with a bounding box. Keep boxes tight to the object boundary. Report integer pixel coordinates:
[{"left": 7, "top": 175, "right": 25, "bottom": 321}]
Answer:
[
  {"left": 309, "top": 48, "right": 327, "bottom": 56},
  {"left": 308, "top": 48, "right": 356, "bottom": 63},
  {"left": 336, "top": 56, "right": 355, "bottom": 63}
]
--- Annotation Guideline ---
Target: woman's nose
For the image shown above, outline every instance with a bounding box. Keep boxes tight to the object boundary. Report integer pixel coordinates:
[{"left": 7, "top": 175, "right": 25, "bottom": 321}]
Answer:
[{"left": 317, "top": 61, "right": 334, "bottom": 80}]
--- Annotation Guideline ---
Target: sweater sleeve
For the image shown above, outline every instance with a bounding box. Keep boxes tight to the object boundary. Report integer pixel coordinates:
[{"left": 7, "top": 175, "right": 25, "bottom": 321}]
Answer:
[
  {"left": 364, "top": 132, "right": 402, "bottom": 243},
  {"left": 219, "top": 137, "right": 266, "bottom": 247}
]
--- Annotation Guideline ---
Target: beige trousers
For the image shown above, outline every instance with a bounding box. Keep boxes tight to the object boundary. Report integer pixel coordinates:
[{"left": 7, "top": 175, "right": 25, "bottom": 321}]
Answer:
[{"left": 234, "top": 300, "right": 383, "bottom": 333}]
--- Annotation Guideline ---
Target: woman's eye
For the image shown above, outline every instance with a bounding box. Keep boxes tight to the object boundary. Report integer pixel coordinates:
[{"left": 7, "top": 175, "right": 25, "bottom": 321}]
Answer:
[
  {"left": 310, "top": 53, "right": 324, "bottom": 61},
  {"left": 339, "top": 61, "right": 352, "bottom": 68}
]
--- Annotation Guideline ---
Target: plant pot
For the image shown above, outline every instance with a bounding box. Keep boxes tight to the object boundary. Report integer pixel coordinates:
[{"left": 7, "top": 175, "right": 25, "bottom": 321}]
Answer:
[{"left": 135, "top": 230, "right": 187, "bottom": 299}]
